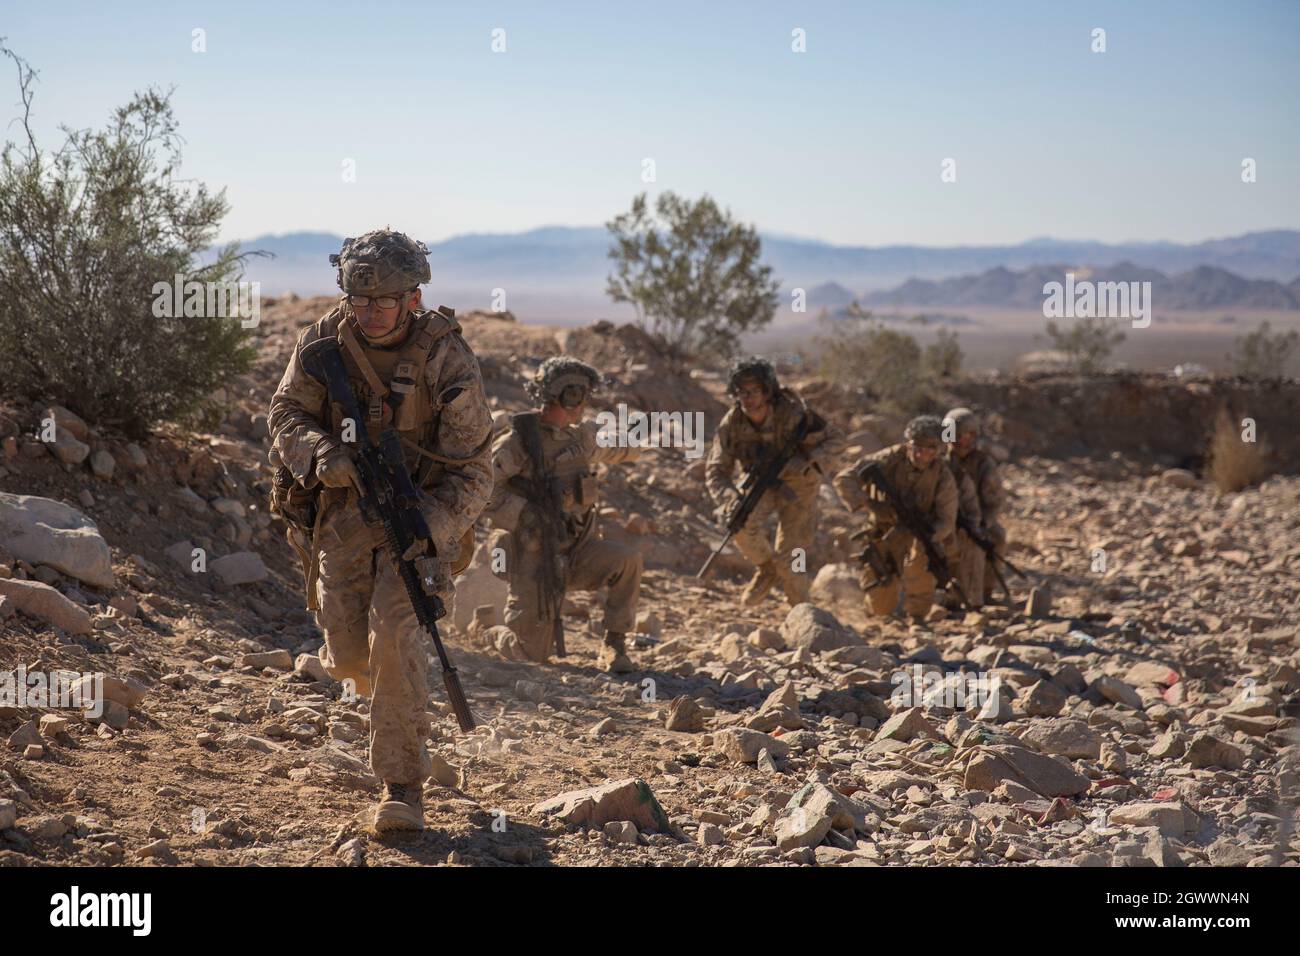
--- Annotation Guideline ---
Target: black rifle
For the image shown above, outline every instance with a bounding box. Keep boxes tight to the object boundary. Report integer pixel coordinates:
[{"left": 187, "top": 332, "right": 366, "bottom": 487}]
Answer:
[
  {"left": 857, "top": 460, "right": 972, "bottom": 612},
  {"left": 849, "top": 527, "right": 898, "bottom": 589},
  {"left": 300, "top": 336, "right": 475, "bottom": 732},
  {"left": 509, "top": 412, "right": 568, "bottom": 658},
  {"left": 698, "top": 415, "right": 812, "bottom": 579},
  {"left": 956, "top": 514, "right": 1025, "bottom": 600}
]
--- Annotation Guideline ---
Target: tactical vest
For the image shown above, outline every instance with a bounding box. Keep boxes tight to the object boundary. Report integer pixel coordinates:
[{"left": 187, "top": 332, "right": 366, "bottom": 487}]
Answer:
[
  {"left": 957, "top": 449, "right": 996, "bottom": 507},
  {"left": 507, "top": 412, "right": 601, "bottom": 547},
  {"left": 728, "top": 389, "right": 825, "bottom": 471},
  {"left": 326, "top": 305, "right": 461, "bottom": 489},
  {"left": 872, "top": 445, "right": 944, "bottom": 517}
]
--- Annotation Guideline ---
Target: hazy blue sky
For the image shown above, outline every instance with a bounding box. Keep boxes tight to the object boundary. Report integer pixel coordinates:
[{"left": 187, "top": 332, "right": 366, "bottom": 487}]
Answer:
[{"left": 4, "top": 1, "right": 1298, "bottom": 246}]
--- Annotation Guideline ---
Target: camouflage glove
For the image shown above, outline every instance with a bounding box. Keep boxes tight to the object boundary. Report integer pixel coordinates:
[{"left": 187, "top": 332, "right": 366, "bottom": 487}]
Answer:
[
  {"left": 417, "top": 492, "right": 464, "bottom": 563},
  {"left": 315, "top": 446, "right": 360, "bottom": 491},
  {"left": 713, "top": 489, "right": 740, "bottom": 523}
]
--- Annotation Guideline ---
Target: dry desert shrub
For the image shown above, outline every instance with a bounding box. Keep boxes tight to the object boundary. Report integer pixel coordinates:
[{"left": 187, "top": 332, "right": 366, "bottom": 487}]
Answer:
[{"left": 1207, "top": 408, "right": 1271, "bottom": 493}]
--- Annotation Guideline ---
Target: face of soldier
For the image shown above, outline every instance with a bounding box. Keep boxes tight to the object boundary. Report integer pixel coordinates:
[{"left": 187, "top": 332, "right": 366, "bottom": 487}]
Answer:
[
  {"left": 951, "top": 430, "right": 977, "bottom": 457},
  {"left": 349, "top": 289, "right": 421, "bottom": 340},
  {"left": 735, "top": 378, "right": 771, "bottom": 423},
  {"left": 542, "top": 383, "right": 589, "bottom": 426},
  {"left": 906, "top": 439, "right": 940, "bottom": 468}
]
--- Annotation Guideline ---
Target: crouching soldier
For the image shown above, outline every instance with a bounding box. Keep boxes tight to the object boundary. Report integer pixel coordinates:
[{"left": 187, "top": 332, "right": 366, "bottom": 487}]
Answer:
[
  {"left": 484, "top": 358, "right": 645, "bottom": 673},
  {"left": 267, "top": 229, "right": 494, "bottom": 833},
  {"left": 704, "top": 357, "right": 843, "bottom": 607},
  {"left": 833, "top": 415, "right": 957, "bottom": 622},
  {"left": 945, "top": 407, "right": 1007, "bottom": 605},
  {"left": 946, "top": 453, "right": 984, "bottom": 609}
]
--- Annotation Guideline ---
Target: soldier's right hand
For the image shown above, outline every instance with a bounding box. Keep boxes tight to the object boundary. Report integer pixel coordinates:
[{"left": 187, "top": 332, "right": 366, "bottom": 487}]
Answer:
[{"left": 316, "top": 448, "right": 361, "bottom": 491}]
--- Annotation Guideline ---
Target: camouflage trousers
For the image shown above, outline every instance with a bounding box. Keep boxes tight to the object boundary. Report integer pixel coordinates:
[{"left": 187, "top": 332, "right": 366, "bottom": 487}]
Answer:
[
  {"left": 313, "top": 501, "right": 436, "bottom": 787},
  {"left": 981, "top": 522, "right": 1007, "bottom": 602},
  {"left": 503, "top": 531, "right": 643, "bottom": 664},
  {"left": 862, "top": 528, "right": 939, "bottom": 619},
  {"left": 731, "top": 473, "right": 819, "bottom": 603},
  {"left": 949, "top": 529, "right": 984, "bottom": 609}
]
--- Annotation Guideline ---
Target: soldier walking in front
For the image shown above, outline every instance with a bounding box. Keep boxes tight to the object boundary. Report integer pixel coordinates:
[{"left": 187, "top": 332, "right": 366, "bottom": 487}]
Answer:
[{"left": 268, "top": 230, "right": 493, "bottom": 832}]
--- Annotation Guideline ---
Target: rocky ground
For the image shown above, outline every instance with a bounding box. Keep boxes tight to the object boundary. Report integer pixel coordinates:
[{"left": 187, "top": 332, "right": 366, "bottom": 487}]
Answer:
[{"left": 0, "top": 296, "right": 1297, "bottom": 867}]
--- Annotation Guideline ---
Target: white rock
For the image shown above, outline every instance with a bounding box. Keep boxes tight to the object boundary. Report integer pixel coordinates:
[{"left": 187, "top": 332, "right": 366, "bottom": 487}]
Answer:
[
  {"left": 210, "top": 551, "right": 268, "bottom": 586},
  {"left": 0, "top": 492, "right": 114, "bottom": 588},
  {"left": 0, "top": 578, "right": 92, "bottom": 634},
  {"left": 89, "top": 450, "right": 115, "bottom": 479}
]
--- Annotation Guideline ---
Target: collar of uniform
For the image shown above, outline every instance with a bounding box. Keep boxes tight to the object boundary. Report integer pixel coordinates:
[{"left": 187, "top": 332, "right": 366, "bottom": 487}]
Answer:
[{"left": 347, "top": 307, "right": 422, "bottom": 350}]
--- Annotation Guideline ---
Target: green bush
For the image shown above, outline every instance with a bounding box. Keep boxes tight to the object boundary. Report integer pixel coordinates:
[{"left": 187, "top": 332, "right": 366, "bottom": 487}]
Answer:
[
  {"left": 0, "top": 44, "right": 257, "bottom": 436},
  {"left": 1231, "top": 321, "right": 1299, "bottom": 380},
  {"left": 816, "top": 303, "right": 960, "bottom": 413},
  {"left": 1042, "top": 315, "right": 1125, "bottom": 375},
  {"left": 606, "top": 191, "right": 779, "bottom": 360}
]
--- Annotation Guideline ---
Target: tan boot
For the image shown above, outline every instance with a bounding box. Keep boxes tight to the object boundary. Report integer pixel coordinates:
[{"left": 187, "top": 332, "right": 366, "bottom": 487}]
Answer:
[
  {"left": 776, "top": 565, "right": 810, "bottom": 607},
  {"left": 598, "top": 631, "right": 635, "bottom": 674},
  {"left": 374, "top": 781, "right": 425, "bottom": 833},
  {"left": 741, "top": 561, "right": 780, "bottom": 606}
]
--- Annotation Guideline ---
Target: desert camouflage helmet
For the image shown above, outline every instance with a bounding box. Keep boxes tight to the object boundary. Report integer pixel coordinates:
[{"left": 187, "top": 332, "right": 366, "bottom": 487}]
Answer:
[
  {"left": 329, "top": 229, "right": 432, "bottom": 296},
  {"left": 904, "top": 414, "right": 945, "bottom": 445},
  {"left": 526, "top": 356, "right": 604, "bottom": 404},
  {"left": 944, "top": 406, "right": 980, "bottom": 437},
  {"left": 727, "top": 356, "right": 779, "bottom": 397}
]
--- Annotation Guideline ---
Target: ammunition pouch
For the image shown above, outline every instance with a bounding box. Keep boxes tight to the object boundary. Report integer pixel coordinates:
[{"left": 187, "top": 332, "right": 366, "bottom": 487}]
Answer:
[{"left": 270, "top": 464, "right": 319, "bottom": 534}]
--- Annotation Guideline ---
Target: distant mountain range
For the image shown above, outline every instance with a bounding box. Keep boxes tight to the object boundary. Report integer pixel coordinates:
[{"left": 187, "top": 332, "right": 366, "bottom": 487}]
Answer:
[
  {"left": 219, "top": 227, "right": 1300, "bottom": 322},
  {"left": 863, "top": 263, "right": 1300, "bottom": 311}
]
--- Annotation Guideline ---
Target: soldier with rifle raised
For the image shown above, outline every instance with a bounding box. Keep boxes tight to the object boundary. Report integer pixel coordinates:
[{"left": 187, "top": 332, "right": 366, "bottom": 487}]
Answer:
[
  {"left": 703, "top": 357, "right": 843, "bottom": 607},
  {"left": 267, "top": 230, "right": 493, "bottom": 833},
  {"left": 483, "top": 357, "right": 645, "bottom": 673},
  {"left": 833, "top": 415, "right": 963, "bottom": 622}
]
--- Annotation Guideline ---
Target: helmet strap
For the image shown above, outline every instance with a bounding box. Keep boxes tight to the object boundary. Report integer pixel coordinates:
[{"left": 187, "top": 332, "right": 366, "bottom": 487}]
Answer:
[{"left": 356, "top": 296, "right": 413, "bottom": 347}]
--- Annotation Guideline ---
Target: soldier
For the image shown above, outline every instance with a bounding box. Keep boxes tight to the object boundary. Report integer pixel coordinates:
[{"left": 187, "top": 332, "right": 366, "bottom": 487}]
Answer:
[
  {"left": 946, "top": 454, "right": 984, "bottom": 609},
  {"left": 945, "top": 406, "right": 1007, "bottom": 605},
  {"left": 833, "top": 415, "right": 957, "bottom": 622},
  {"left": 704, "top": 357, "right": 843, "bottom": 607},
  {"left": 483, "top": 357, "right": 644, "bottom": 673},
  {"left": 267, "top": 229, "right": 494, "bottom": 833}
]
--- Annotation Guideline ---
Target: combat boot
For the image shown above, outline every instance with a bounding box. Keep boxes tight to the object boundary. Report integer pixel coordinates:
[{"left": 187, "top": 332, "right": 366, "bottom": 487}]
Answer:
[
  {"left": 741, "top": 560, "right": 780, "bottom": 606},
  {"left": 776, "top": 564, "right": 810, "bottom": 607},
  {"left": 374, "top": 781, "right": 425, "bottom": 833},
  {"left": 598, "top": 631, "right": 635, "bottom": 674}
]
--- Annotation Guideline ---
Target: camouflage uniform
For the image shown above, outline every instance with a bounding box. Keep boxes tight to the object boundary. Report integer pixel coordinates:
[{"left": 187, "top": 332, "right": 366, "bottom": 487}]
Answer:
[
  {"left": 833, "top": 441, "right": 958, "bottom": 619},
  {"left": 947, "top": 458, "right": 984, "bottom": 607},
  {"left": 946, "top": 407, "right": 1006, "bottom": 604},
  {"left": 267, "top": 231, "right": 493, "bottom": 793},
  {"left": 484, "top": 361, "right": 643, "bottom": 666},
  {"left": 705, "top": 383, "right": 843, "bottom": 606}
]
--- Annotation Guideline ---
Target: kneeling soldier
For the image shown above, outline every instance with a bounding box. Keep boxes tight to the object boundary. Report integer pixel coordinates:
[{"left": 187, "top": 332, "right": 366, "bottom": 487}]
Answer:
[
  {"left": 484, "top": 358, "right": 644, "bottom": 672},
  {"left": 945, "top": 406, "right": 1007, "bottom": 605},
  {"left": 833, "top": 415, "right": 957, "bottom": 622}
]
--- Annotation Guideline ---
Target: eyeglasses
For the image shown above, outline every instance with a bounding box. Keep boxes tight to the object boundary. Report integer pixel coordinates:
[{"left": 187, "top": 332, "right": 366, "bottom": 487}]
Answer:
[
  {"left": 557, "top": 384, "right": 588, "bottom": 408},
  {"left": 346, "top": 290, "right": 413, "bottom": 309}
]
